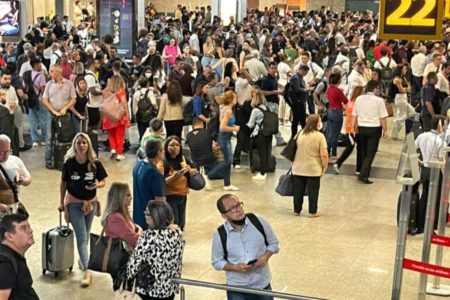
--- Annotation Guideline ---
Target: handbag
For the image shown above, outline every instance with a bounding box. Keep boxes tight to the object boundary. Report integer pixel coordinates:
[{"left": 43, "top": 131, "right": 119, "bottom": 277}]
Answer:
[
  {"left": 281, "top": 132, "right": 300, "bottom": 161},
  {"left": 114, "top": 279, "right": 142, "bottom": 300},
  {"left": 188, "top": 172, "right": 206, "bottom": 191},
  {"left": 275, "top": 169, "right": 293, "bottom": 196},
  {"left": 100, "top": 90, "right": 125, "bottom": 122},
  {"left": 88, "top": 221, "right": 130, "bottom": 276},
  {"left": 0, "top": 164, "right": 18, "bottom": 205}
]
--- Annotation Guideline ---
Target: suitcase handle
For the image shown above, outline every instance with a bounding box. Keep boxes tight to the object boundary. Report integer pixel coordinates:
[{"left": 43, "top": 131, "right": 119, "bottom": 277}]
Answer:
[{"left": 59, "top": 211, "right": 70, "bottom": 230}]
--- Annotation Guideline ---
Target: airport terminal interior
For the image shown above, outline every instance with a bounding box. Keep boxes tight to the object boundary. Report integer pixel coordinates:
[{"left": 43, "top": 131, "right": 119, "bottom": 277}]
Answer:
[{"left": 17, "top": 118, "right": 446, "bottom": 300}]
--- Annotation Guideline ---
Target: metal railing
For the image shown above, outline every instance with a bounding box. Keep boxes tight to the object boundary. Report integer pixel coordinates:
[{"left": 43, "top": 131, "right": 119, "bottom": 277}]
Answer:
[{"left": 173, "top": 278, "right": 327, "bottom": 300}]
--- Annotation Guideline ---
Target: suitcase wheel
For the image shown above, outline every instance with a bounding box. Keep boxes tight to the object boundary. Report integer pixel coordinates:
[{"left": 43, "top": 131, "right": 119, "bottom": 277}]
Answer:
[
  {"left": 54, "top": 272, "right": 59, "bottom": 278},
  {"left": 69, "top": 266, "right": 73, "bottom": 272},
  {"left": 42, "top": 269, "right": 46, "bottom": 275}
]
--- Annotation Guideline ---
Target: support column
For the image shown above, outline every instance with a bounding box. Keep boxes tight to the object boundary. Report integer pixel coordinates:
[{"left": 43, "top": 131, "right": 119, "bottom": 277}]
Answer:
[
  {"left": 19, "top": 0, "right": 28, "bottom": 38},
  {"left": 55, "top": 0, "right": 65, "bottom": 17},
  {"left": 136, "top": 0, "right": 145, "bottom": 30}
]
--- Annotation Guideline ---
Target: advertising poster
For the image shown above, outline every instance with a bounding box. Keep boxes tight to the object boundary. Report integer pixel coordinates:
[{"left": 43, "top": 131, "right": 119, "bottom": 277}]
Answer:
[
  {"left": 0, "top": 0, "right": 20, "bottom": 36},
  {"left": 97, "top": 0, "right": 135, "bottom": 59}
]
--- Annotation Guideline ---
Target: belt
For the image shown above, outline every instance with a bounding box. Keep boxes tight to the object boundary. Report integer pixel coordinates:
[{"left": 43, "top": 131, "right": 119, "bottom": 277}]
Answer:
[{"left": 329, "top": 107, "right": 343, "bottom": 111}]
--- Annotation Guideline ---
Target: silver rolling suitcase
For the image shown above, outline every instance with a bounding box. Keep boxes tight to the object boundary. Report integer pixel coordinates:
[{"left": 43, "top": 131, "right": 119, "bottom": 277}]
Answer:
[{"left": 42, "top": 212, "right": 74, "bottom": 277}]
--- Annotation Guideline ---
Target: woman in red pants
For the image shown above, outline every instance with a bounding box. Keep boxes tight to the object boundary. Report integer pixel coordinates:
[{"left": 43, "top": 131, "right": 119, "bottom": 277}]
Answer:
[{"left": 102, "top": 75, "right": 130, "bottom": 161}]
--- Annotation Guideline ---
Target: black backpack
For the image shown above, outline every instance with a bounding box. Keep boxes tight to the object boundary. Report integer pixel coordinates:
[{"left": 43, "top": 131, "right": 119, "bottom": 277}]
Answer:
[
  {"left": 217, "top": 213, "right": 268, "bottom": 260},
  {"left": 23, "top": 71, "right": 41, "bottom": 109},
  {"left": 183, "top": 99, "right": 194, "bottom": 125},
  {"left": 257, "top": 106, "right": 279, "bottom": 136},
  {"left": 136, "top": 90, "right": 157, "bottom": 124},
  {"left": 378, "top": 58, "right": 394, "bottom": 82}
]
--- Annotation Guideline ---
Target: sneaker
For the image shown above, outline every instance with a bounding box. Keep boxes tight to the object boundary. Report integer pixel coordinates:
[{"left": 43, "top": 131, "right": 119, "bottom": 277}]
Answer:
[
  {"left": 333, "top": 164, "right": 340, "bottom": 174},
  {"left": 32, "top": 142, "right": 38, "bottom": 147},
  {"left": 110, "top": 150, "right": 117, "bottom": 159},
  {"left": 116, "top": 154, "right": 126, "bottom": 161},
  {"left": 234, "top": 164, "right": 242, "bottom": 169},
  {"left": 252, "top": 173, "right": 267, "bottom": 180},
  {"left": 355, "top": 171, "right": 360, "bottom": 175},
  {"left": 80, "top": 270, "right": 92, "bottom": 287},
  {"left": 223, "top": 185, "right": 240, "bottom": 191},
  {"left": 39, "top": 142, "right": 46, "bottom": 146},
  {"left": 309, "top": 213, "right": 320, "bottom": 218},
  {"left": 204, "top": 177, "right": 214, "bottom": 191}
]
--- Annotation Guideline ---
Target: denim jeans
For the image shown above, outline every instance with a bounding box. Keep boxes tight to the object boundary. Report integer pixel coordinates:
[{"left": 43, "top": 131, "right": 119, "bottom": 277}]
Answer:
[
  {"left": 205, "top": 160, "right": 231, "bottom": 186},
  {"left": 68, "top": 202, "right": 96, "bottom": 270},
  {"left": 29, "top": 106, "right": 50, "bottom": 143},
  {"left": 43, "top": 110, "right": 54, "bottom": 163},
  {"left": 266, "top": 102, "right": 285, "bottom": 144},
  {"left": 326, "top": 109, "right": 343, "bottom": 156},
  {"left": 201, "top": 56, "right": 213, "bottom": 68},
  {"left": 166, "top": 195, "right": 187, "bottom": 230},
  {"left": 217, "top": 132, "right": 233, "bottom": 186},
  {"left": 227, "top": 284, "right": 273, "bottom": 300}
]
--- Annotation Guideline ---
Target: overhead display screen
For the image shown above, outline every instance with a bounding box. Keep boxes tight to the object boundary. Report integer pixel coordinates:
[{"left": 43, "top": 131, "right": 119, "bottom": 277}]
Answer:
[
  {"left": 0, "top": 1, "right": 20, "bottom": 36},
  {"left": 379, "top": 0, "right": 444, "bottom": 40},
  {"left": 97, "top": 0, "right": 135, "bottom": 59}
]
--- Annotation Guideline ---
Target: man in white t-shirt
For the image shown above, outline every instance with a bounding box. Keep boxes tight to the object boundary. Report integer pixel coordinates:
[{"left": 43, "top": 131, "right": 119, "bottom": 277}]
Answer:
[
  {"left": 353, "top": 80, "right": 388, "bottom": 184},
  {"left": 0, "top": 134, "right": 31, "bottom": 214},
  {"left": 84, "top": 59, "right": 102, "bottom": 129}
]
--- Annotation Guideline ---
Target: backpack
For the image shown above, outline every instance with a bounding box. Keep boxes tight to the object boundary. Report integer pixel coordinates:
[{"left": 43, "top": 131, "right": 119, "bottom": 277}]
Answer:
[
  {"left": 348, "top": 48, "right": 358, "bottom": 63},
  {"left": 136, "top": 90, "right": 157, "bottom": 124},
  {"left": 257, "top": 106, "right": 279, "bottom": 136},
  {"left": 217, "top": 213, "right": 268, "bottom": 260},
  {"left": 183, "top": 99, "right": 194, "bottom": 125},
  {"left": 52, "top": 114, "right": 77, "bottom": 143},
  {"left": 23, "top": 71, "right": 41, "bottom": 109},
  {"left": 206, "top": 114, "right": 219, "bottom": 139},
  {"left": 378, "top": 58, "right": 394, "bottom": 82}
]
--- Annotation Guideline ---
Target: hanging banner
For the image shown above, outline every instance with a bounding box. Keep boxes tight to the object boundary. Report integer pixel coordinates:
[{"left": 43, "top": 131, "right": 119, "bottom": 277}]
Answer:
[{"left": 97, "top": 0, "right": 136, "bottom": 59}]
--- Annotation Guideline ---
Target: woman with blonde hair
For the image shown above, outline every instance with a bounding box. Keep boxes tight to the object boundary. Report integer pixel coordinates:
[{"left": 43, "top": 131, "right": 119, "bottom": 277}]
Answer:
[
  {"left": 60, "top": 133, "right": 108, "bottom": 287},
  {"left": 247, "top": 90, "right": 272, "bottom": 180},
  {"left": 218, "top": 90, "right": 240, "bottom": 191},
  {"left": 103, "top": 182, "right": 142, "bottom": 251},
  {"left": 102, "top": 75, "right": 130, "bottom": 161},
  {"left": 292, "top": 114, "right": 328, "bottom": 217}
]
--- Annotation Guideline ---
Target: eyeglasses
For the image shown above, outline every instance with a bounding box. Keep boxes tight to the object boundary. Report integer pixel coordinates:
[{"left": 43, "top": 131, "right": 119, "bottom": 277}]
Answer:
[{"left": 223, "top": 202, "right": 244, "bottom": 214}]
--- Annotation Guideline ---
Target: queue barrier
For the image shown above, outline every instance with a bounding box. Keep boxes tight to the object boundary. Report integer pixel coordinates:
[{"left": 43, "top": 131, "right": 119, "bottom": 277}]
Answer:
[{"left": 172, "top": 278, "right": 326, "bottom": 300}]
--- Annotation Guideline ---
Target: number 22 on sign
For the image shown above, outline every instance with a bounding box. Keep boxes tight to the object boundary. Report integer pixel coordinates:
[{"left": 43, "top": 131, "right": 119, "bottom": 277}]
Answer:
[{"left": 386, "top": 0, "right": 436, "bottom": 26}]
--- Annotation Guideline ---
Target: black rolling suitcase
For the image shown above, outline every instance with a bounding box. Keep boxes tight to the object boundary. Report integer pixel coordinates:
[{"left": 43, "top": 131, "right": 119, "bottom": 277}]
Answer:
[
  {"left": 397, "top": 181, "right": 421, "bottom": 235},
  {"left": 53, "top": 142, "right": 71, "bottom": 171},
  {"left": 249, "top": 148, "right": 276, "bottom": 173},
  {"left": 405, "top": 117, "right": 422, "bottom": 139},
  {"left": 79, "top": 119, "right": 99, "bottom": 157}
]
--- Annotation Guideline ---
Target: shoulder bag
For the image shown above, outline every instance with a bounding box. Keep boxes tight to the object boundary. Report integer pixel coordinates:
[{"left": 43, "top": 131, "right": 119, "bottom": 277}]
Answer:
[
  {"left": 88, "top": 218, "right": 130, "bottom": 276},
  {"left": 281, "top": 132, "right": 300, "bottom": 161},
  {"left": 114, "top": 279, "right": 142, "bottom": 300},
  {"left": 183, "top": 157, "right": 205, "bottom": 190}
]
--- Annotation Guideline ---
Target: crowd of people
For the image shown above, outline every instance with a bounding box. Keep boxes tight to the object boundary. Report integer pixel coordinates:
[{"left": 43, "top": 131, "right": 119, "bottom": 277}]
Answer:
[{"left": 1, "top": 2, "right": 450, "bottom": 299}]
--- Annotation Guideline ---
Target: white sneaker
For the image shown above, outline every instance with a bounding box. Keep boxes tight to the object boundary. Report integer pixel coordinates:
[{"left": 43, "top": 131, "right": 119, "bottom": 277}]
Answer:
[
  {"left": 252, "top": 173, "right": 267, "bottom": 180},
  {"left": 39, "top": 142, "right": 46, "bottom": 146},
  {"left": 204, "top": 177, "right": 214, "bottom": 191},
  {"left": 110, "top": 150, "right": 117, "bottom": 159},
  {"left": 32, "top": 142, "right": 38, "bottom": 147},
  {"left": 223, "top": 185, "right": 240, "bottom": 191},
  {"left": 333, "top": 164, "right": 340, "bottom": 174},
  {"left": 116, "top": 154, "right": 126, "bottom": 161},
  {"left": 234, "top": 164, "right": 242, "bottom": 169}
]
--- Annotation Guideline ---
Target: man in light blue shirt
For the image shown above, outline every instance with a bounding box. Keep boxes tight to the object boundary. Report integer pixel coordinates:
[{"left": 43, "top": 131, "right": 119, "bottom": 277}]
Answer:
[{"left": 211, "top": 194, "right": 279, "bottom": 300}]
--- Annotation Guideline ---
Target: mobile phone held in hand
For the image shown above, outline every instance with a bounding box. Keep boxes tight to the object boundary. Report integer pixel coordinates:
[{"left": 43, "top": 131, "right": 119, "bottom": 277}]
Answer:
[{"left": 247, "top": 259, "right": 257, "bottom": 265}]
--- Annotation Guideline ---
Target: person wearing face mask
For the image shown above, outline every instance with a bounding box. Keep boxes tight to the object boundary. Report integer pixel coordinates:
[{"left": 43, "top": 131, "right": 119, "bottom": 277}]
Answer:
[
  {"left": 211, "top": 194, "right": 279, "bottom": 300},
  {"left": 291, "top": 114, "right": 328, "bottom": 218}
]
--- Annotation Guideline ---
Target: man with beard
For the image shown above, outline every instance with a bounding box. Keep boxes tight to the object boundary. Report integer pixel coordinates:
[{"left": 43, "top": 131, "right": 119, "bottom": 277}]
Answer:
[
  {"left": 0, "top": 69, "right": 22, "bottom": 155},
  {"left": 0, "top": 214, "right": 39, "bottom": 299},
  {"left": 211, "top": 194, "right": 279, "bottom": 300}
]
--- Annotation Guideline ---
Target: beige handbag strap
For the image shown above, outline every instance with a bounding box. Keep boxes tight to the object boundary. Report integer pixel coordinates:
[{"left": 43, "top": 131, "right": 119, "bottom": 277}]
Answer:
[{"left": 101, "top": 236, "right": 113, "bottom": 273}]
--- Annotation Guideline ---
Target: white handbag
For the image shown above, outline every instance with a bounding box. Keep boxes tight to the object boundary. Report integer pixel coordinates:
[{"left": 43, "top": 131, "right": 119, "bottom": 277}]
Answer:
[{"left": 114, "top": 279, "right": 142, "bottom": 300}]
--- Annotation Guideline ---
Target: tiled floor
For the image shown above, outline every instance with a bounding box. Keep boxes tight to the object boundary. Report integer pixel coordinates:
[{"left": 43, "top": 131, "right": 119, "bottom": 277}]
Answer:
[{"left": 14, "top": 122, "right": 450, "bottom": 300}]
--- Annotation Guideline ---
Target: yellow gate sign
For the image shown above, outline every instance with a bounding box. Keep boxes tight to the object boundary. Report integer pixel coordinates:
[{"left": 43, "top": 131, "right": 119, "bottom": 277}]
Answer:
[{"left": 379, "top": 0, "right": 444, "bottom": 40}]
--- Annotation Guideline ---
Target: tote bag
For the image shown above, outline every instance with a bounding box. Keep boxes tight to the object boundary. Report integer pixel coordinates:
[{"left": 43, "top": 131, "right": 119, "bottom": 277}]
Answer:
[{"left": 100, "top": 90, "right": 125, "bottom": 122}]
